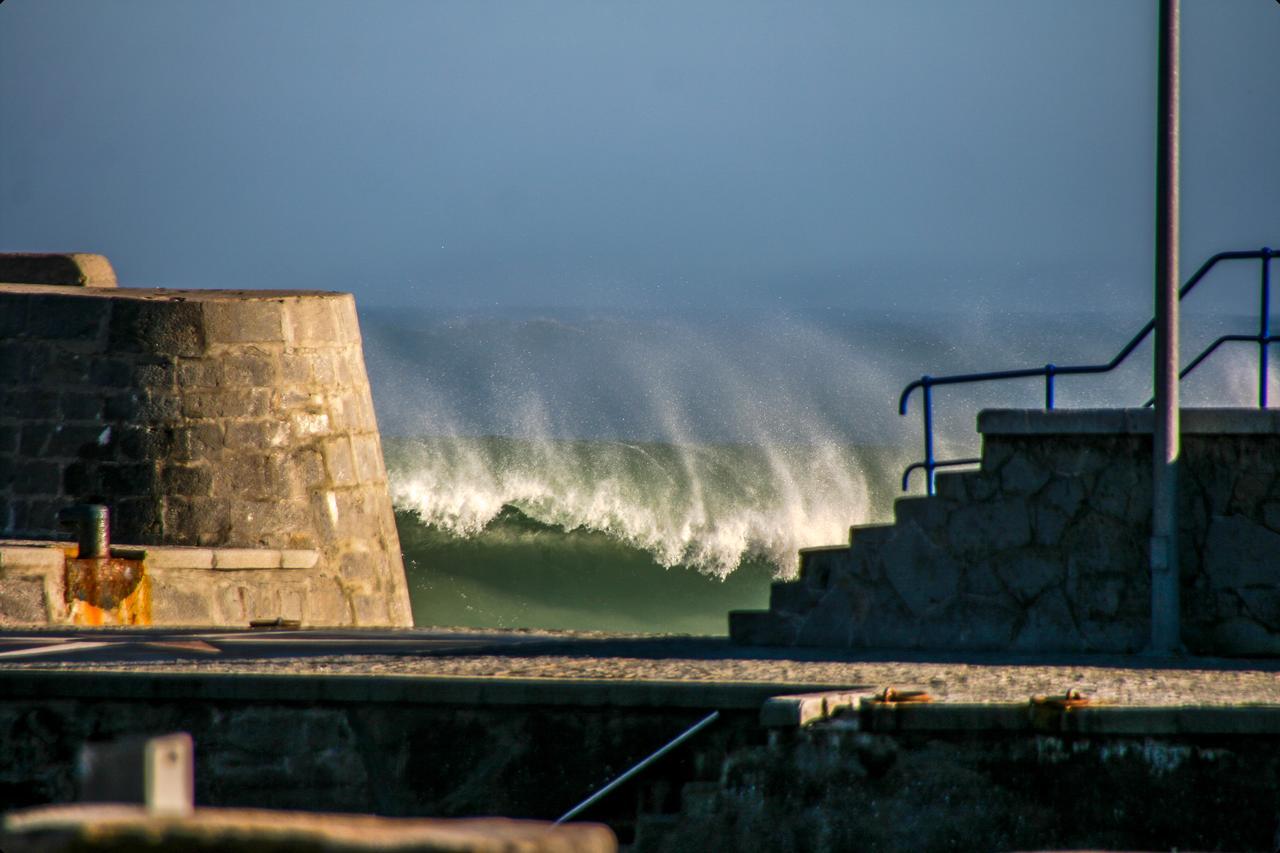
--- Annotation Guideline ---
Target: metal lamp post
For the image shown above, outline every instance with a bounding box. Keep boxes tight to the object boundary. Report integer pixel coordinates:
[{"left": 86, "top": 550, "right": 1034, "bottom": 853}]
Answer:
[{"left": 1150, "top": 0, "right": 1181, "bottom": 655}]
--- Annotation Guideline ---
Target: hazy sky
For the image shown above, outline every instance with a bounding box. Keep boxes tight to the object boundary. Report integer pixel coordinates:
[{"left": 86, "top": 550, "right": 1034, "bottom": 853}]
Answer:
[{"left": 1, "top": 1, "right": 1276, "bottom": 314}]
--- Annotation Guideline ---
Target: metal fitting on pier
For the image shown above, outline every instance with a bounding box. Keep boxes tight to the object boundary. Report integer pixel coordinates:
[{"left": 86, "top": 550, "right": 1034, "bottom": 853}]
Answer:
[{"left": 58, "top": 504, "right": 111, "bottom": 558}]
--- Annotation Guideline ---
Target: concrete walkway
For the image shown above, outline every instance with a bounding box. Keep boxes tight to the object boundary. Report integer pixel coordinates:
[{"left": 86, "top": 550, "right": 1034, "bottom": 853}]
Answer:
[{"left": 1, "top": 627, "right": 1279, "bottom": 708}]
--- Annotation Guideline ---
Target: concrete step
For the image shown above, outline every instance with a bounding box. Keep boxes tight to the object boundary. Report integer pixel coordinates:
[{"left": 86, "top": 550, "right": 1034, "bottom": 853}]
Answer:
[
  {"left": 727, "top": 610, "right": 791, "bottom": 646},
  {"left": 893, "top": 495, "right": 947, "bottom": 530},
  {"left": 933, "top": 471, "right": 968, "bottom": 500},
  {"left": 848, "top": 523, "right": 894, "bottom": 550},
  {"left": 933, "top": 468, "right": 1001, "bottom": 502},
  {"left": 769, "top": 581, "right": 819, "bottom": 614},
  {"left": 797, "top": 546, "right": 852, "bottom": 586}
]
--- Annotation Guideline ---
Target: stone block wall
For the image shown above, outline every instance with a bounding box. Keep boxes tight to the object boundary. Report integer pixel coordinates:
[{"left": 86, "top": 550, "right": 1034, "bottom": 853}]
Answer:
[
  {"left": 731, "top": 409, "right": 1280, "bottom": 655},
  {"left": 0, "top": 542, "right": 344, "bottom": 626},
  {"left": 0, "top": 684, "right": 742, "bottom": 828},
  {"left": 0, "top": 281, "right": 410, "bottom": 626}
]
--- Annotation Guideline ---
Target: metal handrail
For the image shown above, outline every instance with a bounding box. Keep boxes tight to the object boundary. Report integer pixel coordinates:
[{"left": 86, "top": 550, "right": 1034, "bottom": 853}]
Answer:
[{"left": 899, "top": 247, "right": 1276, "bottom": 494}]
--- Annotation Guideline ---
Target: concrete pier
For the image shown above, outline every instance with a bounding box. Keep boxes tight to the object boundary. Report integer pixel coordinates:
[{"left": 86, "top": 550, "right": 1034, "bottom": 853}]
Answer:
[
  {"left": 0, "top": 272, "right": 411, "bottom": 627},
  {"left": 1, "top": 629, "right": 1279, "bottom": 851}
]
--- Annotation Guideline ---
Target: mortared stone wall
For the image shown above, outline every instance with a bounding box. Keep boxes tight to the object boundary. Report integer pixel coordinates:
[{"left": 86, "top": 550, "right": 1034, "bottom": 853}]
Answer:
[{"left": 0, "top": 279, "right": 411, "bottom": 626}]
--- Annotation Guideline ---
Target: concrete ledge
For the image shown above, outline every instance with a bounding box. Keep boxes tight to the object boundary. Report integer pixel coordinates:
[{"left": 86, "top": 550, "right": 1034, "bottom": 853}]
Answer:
[
  {"left": 4, "top": 669, "right": 1278, "bottom": 735},
  {"left": 979, "top": 407, "right": 1280, "bottom": 436},
  {"left": 760, "top": 690, "right": 870, "bottom": 727},
  {"left": 0, "top": 543, "right": 320, "bottom": 573},
  {"left": 860, "top": 699, "right": 1280, "bottom": 736},
  {"left": 0, "top": 545, "right": 66, "bottom": 573},
  {"left": 2, "top": 804, "right": 617, "bottom": 853},
  {"left": 0, "top": 282, "right": 343, "bottom": 301},
  {"left": 212, "top": 549, "right": 282, "bottom": 570},
  {"left": 281, "top": 549, "right": 320, "bottom": 570},
  {"left": 0, "top": 669, "right": 859, "bottom": 711},
  {"left": 137, "top": 547, "right": 215, "bottom": 571},
  {"left": 796, "top": 544, "right": 852, "bottom": 555}
]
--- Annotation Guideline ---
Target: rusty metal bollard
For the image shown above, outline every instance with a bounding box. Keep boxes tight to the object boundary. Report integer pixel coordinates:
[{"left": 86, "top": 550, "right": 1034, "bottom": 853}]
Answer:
[
  {"left": 57, "top": 504, "right": 151, "bottom": 625},
  {"left": 57, "top": 504, "right": 111, "bottom": 558}
]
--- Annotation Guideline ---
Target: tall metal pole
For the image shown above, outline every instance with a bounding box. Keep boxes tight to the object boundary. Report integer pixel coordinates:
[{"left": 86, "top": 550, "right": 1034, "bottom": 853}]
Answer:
[{"left": 1150, "top": 0, "right": 1181, "bottom": 654}]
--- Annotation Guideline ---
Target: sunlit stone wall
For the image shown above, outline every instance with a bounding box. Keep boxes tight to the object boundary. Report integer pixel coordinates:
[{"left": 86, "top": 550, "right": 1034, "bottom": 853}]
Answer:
[{"left": 0, "top": 276, "right": 410, "bottom": 626}]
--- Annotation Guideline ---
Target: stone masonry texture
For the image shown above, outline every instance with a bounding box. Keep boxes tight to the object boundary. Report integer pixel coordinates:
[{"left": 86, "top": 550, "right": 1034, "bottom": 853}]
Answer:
[
  {"left": 3, "top": 675, "right": 1279, "bottom": 852},
  {"left": 0, "top": 282, "right": 411, "bottom": 627},
  {"left": 732, "top": 408, "right": 1280, "bottom": 655}
]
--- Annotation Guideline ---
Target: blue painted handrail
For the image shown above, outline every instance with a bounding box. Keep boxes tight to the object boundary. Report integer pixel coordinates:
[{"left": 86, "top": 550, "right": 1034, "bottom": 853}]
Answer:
[{"left": 899, "top": 247, "right": 1276, "bottom": 494}]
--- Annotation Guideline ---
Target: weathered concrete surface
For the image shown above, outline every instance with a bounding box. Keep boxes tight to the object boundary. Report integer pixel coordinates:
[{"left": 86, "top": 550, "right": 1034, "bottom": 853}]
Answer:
[
  {"left": 0, "top": 543, "right": 322, "bottom": 626},
  {"left": 733, "top": 408, "right": 1280, "bottom": 655},
  {"left": 2, "top": 632, "right": 1280, "bottom": 852},
  {"left": 2, "top": 804, "right": 616, "bottom": 853},
  {"left": 5, "top": 628, "right": 1280, "bottom": 707},
  {"left": 631, "top": 723, "right": 1280, "bottom": 853},
  {"left": 0, "top": 282, "right": 410, "bottom": 626}
]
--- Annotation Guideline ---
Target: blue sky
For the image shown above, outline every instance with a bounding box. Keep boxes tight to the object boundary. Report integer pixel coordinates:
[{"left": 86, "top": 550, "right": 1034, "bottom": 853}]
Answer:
[{"left": 1, "top": 1, "right": 1276, "bottom": 314}]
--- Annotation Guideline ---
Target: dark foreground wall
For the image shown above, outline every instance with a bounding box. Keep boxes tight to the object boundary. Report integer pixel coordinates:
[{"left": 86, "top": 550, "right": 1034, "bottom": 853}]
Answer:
[
  {"left": 0, "top": 673, "right": 761, "bottom": 844},
  {"left": 734, "top": 409, "right": 1280, "bottom": 655},
  {"left": 632, "top": 722, "right": 1280, "bottom": 852},
  {"left": 3, "top": 673, "right": 1279, "bottom": 852},
  {"left": 0, "top": 281, "right": 410, "bottom": 626}
]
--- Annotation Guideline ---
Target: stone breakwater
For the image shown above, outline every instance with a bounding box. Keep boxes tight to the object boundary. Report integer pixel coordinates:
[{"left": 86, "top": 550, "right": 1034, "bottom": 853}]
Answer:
[
  {"left": 0, "top": 280, "right": 410, "bottom": 626},
  {"left": 4, "top": 650, "right": 1280, "bottom": 851},
  {"left": 734, "top": 409, "right": 1280, "bottom": 655}
]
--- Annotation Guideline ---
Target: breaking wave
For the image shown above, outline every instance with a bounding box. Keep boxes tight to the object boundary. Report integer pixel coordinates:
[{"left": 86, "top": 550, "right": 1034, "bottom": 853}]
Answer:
[
  {"left": 386, "top": 435, "right": 899, "bottom": 579},
  {"left": 384, "top": 436, "right": 902, "bottom": 633}
]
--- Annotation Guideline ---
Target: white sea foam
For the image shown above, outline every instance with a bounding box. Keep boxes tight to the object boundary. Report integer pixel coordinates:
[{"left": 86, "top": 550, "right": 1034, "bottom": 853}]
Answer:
[
  {"left": 372, "top": 310, "right": 937, "bottom": 577},
  {"left": 372, "top": 306, "right": 1260, "bottom": 579},
  {"left": 386, "top": 435, "right": 892, "bottom": 579}
]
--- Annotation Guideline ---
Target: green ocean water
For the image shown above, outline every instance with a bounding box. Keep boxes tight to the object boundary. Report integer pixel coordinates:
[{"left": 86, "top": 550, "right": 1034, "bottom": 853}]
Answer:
[{"left": 385, "top": 436, "right": 903, "bottom": 635}]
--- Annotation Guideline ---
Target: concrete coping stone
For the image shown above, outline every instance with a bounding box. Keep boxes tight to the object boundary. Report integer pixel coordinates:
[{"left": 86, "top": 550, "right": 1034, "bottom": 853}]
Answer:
[
  {"left": 0, "top": 542, "right": 319, "bottom": 572},
  {"left": 0, "top": 253, "right": 117, "bottom": 287},
  {"left": 0, "top": 670, "right": 862, "bottom": 711},
  {"left": 212, "top": 549, "right": 282, "bottom": 571},
  {"left": 859, "top": 699, "right": 1280, "bottom": 736},
  {"left": 281, "top": 549, "right": 321, "bottom": 569},
  {"left": 760, "top": 690, "right": 872, "bottom": 727},
  {"left": 0, "top": 545, "right": 67, "bottom": 573},
  {"left": 151, "top": 548, "right": 319, "bottom": 571},
  {"left": 979, "top": 407, "right": 1280, "bottom": 436},
  {"left": 2, "top": 804, "right": 617, "bottom": 853},
  {"left": 139, "top": 548, "right": 215, "bottom": 571},
  {"left": 796, "top": 544, "right": 852, "bottom": 556},
  {"left": 0, "top": 282, "right": 346, "bottom": 301},
  {"left": 3, "top": 670, "right": 1278, "bottom": 735}
]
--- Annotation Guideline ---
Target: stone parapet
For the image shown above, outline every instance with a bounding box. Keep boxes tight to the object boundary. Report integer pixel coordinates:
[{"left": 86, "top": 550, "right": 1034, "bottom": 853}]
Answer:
[
  {"left": 732, "top": 407, "right": 1280, "bottom": 655},
  {"left": 0, "top": 541, "right": 353, "bottom": 626},
  {"left": 0, "top": 281, "right": 411, "bottom": 627},
  {"left": 979, "top": 406, "right": 1280, "bottom": 435}
]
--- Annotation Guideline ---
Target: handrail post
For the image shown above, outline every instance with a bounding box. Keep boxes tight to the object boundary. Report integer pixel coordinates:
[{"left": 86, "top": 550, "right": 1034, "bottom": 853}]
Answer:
[
  {"left": 1150, "top": 0, "right": 1181, "bottom": 655},
  {"left": 1044, "top": 364, "right": 1056, "bottom": 410},
  {"left": 1260, "top": 248, "right": 1272, "bottom": 408},
  {"left": 921, "top": 378, "right": 935, "bottom": 496}
]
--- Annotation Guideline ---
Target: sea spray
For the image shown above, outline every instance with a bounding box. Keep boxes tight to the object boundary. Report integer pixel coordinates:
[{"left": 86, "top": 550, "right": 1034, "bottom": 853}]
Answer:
[
  {"left": 386, "top": 436, "right": 902, "bottom": 578},
  {"left": 362, "top": 306, "right": 1180, "bottom": 631}
]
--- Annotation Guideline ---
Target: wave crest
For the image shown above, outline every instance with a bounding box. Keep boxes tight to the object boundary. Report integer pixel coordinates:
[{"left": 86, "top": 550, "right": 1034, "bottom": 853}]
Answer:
[{"left": 386, "top": 436, "right": 895, "bottom": 578}]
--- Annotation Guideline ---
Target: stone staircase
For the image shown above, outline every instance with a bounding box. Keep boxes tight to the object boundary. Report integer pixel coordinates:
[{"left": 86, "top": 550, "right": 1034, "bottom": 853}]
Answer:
[{"left": 730, "top": 408, "right": 1280, "bottom": 655}]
